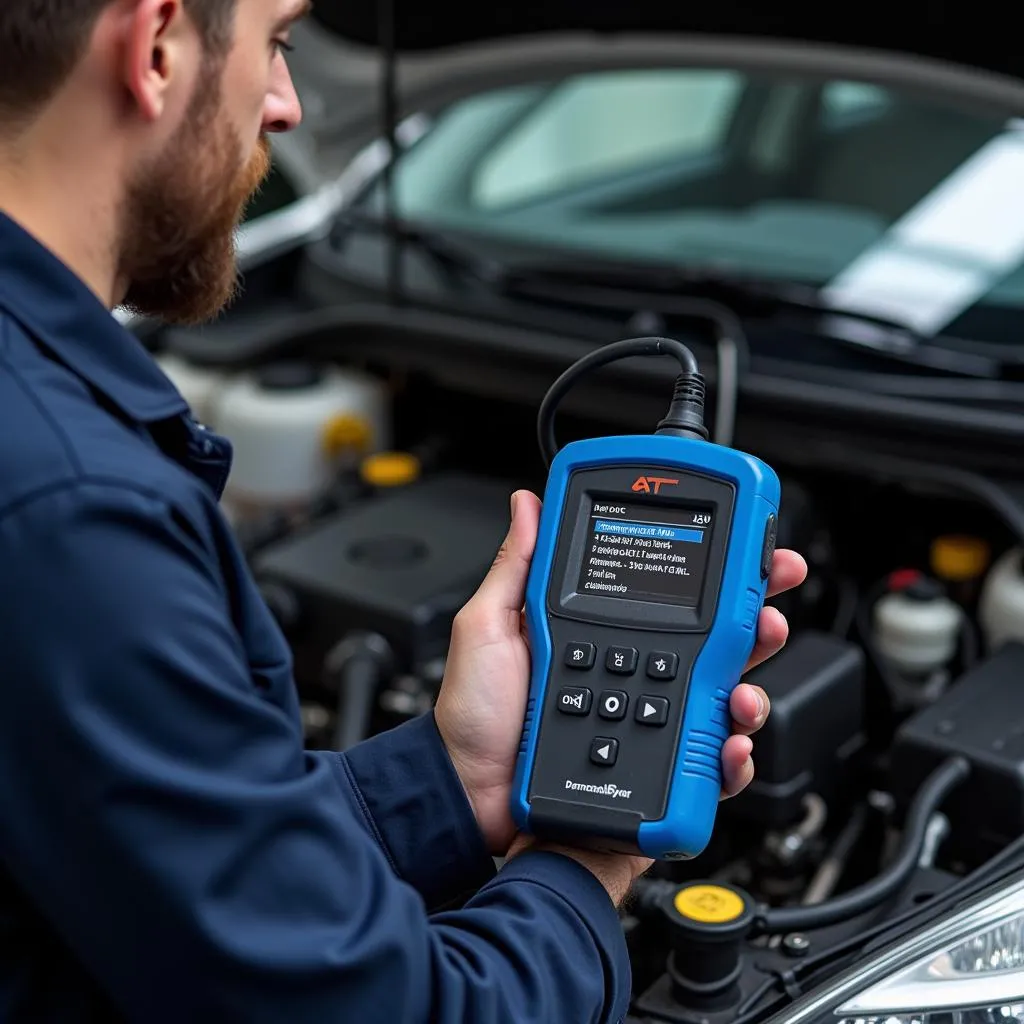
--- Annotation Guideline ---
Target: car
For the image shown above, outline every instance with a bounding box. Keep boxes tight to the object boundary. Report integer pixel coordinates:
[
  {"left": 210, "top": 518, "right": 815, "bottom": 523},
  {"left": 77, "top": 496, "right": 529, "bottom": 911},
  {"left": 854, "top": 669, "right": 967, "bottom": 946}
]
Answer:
[{"left": 146, "top": 7, "right": 1024, "bottom": 1024}]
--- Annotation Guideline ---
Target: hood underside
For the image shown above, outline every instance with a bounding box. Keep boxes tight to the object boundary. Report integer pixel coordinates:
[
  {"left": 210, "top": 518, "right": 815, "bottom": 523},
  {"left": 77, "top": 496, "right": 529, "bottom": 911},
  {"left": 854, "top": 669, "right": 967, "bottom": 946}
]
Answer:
[{"left": 309, "top": 3, "right": 1021, "bottom": 84}]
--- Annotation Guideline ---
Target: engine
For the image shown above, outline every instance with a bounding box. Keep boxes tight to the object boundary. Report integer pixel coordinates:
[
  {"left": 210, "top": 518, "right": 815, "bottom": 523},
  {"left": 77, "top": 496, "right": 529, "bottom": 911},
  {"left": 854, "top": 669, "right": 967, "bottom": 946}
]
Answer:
[{"left": 158, "top": 350, "right": 1024, "bottom": 1024}]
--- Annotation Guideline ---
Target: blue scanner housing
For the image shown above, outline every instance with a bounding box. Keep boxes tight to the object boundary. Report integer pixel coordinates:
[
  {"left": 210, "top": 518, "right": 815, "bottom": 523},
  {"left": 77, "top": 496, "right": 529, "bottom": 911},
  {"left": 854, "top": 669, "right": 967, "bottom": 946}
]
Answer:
[{"left": 511, "top": 433, "right": 780, "bottom": 860}]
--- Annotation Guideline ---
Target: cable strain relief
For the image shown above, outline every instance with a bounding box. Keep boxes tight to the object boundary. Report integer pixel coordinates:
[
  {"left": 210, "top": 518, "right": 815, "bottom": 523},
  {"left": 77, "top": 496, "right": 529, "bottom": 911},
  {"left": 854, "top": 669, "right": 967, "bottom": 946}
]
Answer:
[{"left": 656, "top": 372, "right": 709, "bottom": 441}]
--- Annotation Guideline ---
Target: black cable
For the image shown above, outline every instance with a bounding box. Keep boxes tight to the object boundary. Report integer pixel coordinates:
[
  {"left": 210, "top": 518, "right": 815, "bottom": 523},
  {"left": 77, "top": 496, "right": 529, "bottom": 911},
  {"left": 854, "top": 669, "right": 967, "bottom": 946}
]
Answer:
[
  {"left": 806, "top": 445, "right": 1024, "bottom": 548},
  {"left": 794, "top": 829, "right": 1024, "bottom": 982},
  {"left": 537, "top": 336, "right": 705, "bottom": 467},
  {"left": 324, "top": 632, "right": 394, "bottom": 751},
  {"left": 711, "top": 313, "right": 744, "bottom": 448},
  {"left": 755, "top": 756, "right": 970, "bottom": 934},
  {"left": 623, "top": 298, "right": 748, "bottom": 448}
]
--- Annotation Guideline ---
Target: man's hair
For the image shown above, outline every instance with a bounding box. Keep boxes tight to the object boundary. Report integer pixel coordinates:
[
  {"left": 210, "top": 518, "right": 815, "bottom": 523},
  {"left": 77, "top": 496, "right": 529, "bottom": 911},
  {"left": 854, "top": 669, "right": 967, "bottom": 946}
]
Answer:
[{"left": 0, "top": 0, "right": 236, "bottom": 123}]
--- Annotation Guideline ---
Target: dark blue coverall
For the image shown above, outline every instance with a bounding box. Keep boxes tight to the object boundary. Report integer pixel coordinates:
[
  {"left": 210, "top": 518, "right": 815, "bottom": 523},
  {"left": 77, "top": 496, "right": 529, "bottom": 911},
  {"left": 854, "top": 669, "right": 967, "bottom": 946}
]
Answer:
[{"left": 0, "top": 211, "right": 631, "bottom": 1023}]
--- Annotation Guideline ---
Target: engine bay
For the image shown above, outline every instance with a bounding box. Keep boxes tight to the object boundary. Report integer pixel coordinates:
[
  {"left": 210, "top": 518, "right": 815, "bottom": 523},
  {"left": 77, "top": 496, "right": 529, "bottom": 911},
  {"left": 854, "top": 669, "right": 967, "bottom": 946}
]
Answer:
[{"left": 155, "top": 343, "right": 1024, "bottom": 1023}]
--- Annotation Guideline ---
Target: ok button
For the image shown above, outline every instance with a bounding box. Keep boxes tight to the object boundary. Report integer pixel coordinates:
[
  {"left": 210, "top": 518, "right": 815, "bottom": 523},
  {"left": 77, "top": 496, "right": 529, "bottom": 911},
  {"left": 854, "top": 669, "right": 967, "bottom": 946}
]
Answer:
[
  {"left": 598, "top": 690, "right": 628, "bottom": 721},
  {"left": 557, "top": 686, "right": 592, "bottom": 716}
]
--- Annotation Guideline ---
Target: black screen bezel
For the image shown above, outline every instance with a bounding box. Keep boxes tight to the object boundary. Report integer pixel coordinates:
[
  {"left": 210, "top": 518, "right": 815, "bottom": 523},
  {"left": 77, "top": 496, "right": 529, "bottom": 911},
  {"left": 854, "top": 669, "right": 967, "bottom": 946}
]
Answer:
[{"left": 547, "top": 465, "right": 736, "bottom": 634}]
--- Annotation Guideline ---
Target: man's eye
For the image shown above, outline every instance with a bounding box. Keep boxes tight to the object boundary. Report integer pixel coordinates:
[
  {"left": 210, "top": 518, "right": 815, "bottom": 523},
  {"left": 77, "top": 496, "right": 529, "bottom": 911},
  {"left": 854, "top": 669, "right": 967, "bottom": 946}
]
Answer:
[{"left": 273, "top": 39, "right": 295, "bottom": 54}]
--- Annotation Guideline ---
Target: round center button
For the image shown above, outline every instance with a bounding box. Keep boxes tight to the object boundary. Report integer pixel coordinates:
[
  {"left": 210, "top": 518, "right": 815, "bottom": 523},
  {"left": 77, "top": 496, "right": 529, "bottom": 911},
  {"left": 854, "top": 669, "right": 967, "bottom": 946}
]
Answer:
[{"left": 598, "top": 689, "right": 628, "bottom": 721}]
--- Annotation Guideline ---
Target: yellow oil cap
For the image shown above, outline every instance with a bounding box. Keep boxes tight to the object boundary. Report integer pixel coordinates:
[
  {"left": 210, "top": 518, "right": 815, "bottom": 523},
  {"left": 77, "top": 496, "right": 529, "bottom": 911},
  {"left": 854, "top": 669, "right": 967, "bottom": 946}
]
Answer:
[
  {"left": 360, "top": 451, "right": 422, "bottom": 488},
  {"left": 930, "top": 535, "right": 991, "bottom": 582},
  {"left": 322, "top": 413, "right": 372, "bottom": 457},
  {"left": 673, "top": 883, "right": 747, "bottom": 924}
]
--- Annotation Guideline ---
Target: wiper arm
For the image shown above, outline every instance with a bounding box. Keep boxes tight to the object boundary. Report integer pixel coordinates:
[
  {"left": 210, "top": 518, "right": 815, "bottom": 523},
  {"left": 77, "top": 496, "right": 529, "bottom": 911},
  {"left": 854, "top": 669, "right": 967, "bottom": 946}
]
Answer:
[
  {"left": 330, "top": 216, "right": 1002, "bottom": 379},
  {"left": 330, "top": 210, "right": 508, "bottom": 288},
  {"left": 499, "top": 258, "right": 1003, "bottom": 379}
]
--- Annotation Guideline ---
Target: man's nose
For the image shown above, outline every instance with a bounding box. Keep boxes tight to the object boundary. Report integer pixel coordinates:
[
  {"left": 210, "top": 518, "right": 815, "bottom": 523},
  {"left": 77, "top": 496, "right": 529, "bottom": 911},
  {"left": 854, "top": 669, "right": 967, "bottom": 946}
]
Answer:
[{"left": 263, "top": 61, "right": 303, "bottom": 134}]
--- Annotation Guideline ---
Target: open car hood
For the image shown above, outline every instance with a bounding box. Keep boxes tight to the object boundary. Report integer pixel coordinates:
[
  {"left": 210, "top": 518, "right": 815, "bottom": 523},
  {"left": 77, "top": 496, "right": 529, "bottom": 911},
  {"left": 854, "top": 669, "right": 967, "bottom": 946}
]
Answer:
[{"left": 309, "top": 1, "right": 1022, "bottom": 83}]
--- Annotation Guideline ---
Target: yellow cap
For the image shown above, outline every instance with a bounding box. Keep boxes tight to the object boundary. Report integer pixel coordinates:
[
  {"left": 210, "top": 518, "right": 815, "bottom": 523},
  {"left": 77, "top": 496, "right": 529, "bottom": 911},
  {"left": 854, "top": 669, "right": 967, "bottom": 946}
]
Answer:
[
  {"left": 673, "top": 884, "right": 746, "bottom": 924},
  {"left": 322, "top": 414, "right": 372, "bottom": 457},
  {"left": 930, "top": 535, "right": 991, "bottom": 582},
  {"left": 360, "top": 451, "right": 422, "bottom": 488}
]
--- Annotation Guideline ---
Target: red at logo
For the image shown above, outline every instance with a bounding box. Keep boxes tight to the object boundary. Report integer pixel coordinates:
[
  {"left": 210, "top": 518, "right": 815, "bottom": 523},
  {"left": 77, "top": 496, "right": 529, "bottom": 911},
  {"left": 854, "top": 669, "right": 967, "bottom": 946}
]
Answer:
[{"left": 631, "top": 475, "right": 679, "bottom": 495}]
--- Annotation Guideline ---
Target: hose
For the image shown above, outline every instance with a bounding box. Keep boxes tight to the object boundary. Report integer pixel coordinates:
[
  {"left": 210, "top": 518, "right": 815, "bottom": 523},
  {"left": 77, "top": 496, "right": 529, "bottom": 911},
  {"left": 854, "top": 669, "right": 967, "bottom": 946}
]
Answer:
[
  {"left": 323, "top": 632, "right": 393, "bottom": 751},
  {"left": 755, "top": 755, "right": 970, "bottom": 934}
]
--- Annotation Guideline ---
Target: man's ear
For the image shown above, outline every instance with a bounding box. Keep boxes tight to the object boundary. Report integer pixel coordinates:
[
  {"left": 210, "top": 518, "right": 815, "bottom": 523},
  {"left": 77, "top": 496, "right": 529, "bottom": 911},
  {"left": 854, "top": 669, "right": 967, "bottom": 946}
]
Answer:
[{"left": 119, "top": 0, "right": 194, "bottom": 122}]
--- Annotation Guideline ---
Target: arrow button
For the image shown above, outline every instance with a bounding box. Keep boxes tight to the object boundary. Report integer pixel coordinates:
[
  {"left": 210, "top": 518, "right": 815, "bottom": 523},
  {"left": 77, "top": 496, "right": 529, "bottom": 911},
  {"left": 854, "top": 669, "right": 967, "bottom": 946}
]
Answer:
[
  {"left": 589, "top": 736, "right": 619, "bottom": 766},
  {"left": 635, "top": 695, "right": 669, "bottom": 727}
]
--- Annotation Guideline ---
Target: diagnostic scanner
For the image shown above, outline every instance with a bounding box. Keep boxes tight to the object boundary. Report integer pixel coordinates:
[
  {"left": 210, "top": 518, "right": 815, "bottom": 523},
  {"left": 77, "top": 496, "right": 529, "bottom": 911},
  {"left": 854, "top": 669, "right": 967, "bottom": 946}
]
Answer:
[{"left": 511, "top": 336, "right": 780, "bottom": 860}]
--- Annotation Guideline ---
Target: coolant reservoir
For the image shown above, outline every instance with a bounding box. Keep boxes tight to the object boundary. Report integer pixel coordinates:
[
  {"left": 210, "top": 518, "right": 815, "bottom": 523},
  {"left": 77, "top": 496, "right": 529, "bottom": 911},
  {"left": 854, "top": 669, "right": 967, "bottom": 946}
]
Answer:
[
  {"left": 154, "top": 352, "right": 228, "bottom": 427},
  {"left": 214, "top": 361, "right": 390, "bottom": 520},
  {"left": 978, "top": 547, "right": 1024, "bottom": 651},
  {"left": 873, "top": 577, "right": 962, "bottom": 677}
]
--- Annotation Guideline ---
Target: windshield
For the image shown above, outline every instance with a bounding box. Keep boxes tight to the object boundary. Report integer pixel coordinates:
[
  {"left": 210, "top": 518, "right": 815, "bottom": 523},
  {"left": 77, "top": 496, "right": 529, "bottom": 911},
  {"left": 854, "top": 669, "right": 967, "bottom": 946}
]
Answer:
[{"left": 372, "top": 67, "right": 1024, "bottom": 344}]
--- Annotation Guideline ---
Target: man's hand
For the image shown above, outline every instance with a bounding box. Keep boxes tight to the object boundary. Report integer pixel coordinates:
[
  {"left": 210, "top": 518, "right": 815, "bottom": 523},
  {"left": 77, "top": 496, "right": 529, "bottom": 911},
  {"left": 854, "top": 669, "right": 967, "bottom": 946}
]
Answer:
[{"left": 435, "top": 490, "right": 808, "bottom": 855}]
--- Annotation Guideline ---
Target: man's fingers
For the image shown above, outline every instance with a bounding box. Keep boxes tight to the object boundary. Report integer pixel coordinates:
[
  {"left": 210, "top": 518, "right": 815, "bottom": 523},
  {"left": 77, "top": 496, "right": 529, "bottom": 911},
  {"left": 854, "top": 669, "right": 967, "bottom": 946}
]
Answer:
[
  {"left": 743, "top": 605, "right": 789, "bottom": 673},
  {"left": 720, "top": 734, "right": 754, "bottom": 799},
  {"left": 461, "top": 491, "right": 542, "bottom": 632},
  {"left": 767, "top": 549, "right": 808, "bottom": 598},
  {"left": 729, "top": 683, "right": 770, "bottom": 737}
]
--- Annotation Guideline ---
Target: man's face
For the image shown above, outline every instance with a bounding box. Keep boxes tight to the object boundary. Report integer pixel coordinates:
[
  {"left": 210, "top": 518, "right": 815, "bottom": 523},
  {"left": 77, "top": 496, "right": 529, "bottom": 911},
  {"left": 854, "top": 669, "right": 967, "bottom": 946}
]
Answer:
[{"left": 118, "top": 0, "right": 304, "bottom": 325}]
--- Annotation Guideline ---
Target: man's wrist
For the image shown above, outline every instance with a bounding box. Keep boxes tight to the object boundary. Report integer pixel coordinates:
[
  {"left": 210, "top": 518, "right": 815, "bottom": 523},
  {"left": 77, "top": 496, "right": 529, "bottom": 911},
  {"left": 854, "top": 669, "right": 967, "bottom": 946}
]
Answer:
[
  {"left": 434, "top": 720, "right": 512, "bottom": 856},
  {"left": 554, "top": 847, "right": 636, "bottom": 907},
  {"left": 506, "top": 835, "right": 651, "bottom": 908}
]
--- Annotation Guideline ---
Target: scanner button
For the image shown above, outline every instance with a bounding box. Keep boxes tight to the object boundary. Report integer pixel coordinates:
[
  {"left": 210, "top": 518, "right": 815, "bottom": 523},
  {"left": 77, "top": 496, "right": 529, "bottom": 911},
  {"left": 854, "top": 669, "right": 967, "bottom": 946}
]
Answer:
[
  {"left": 590, "top": 737, "right": 619, "bottom": 766},
  {"left": 636, "top": 695, "right": 670, "bottom": 726},
  {"left": 606, "top": 646, "right": 638, "bottom": 675},
  {"left": 557, "top": 686, "right": 592, "bottom": 716},
  {"left": 598, "top": 690, "right": 628, "bottom": 721},
  {"left": 742, "top": 588, "right": 759, "bottom": 632},
  {"left": 761, "top": 513, "right": 778, "bottom": 581},
  {"left": 564, "top": 642, "right": 596, "bottom": 669},
  {"left": 647, "top": 651, "right": 679, "bottom": 681}
]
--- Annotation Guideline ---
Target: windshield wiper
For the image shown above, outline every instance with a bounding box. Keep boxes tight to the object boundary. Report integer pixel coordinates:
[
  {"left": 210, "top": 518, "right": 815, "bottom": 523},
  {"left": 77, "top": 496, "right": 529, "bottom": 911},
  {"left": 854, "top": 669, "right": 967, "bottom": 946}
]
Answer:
[
  {"left": 497, "top": 258, "right": 1003, "bottom": 379},
  {"left": 330, "top": 214, "right": 1002, "bottom": 378},
  {"left": 330, "top": 210, "right": 509, "bottom": 289}
]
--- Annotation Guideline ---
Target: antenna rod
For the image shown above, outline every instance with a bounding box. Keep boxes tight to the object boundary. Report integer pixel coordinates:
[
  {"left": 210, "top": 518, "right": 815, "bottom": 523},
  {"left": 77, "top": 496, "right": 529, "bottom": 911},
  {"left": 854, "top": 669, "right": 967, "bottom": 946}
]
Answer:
[{"left": 378, "top": 0, "right": 401, "bottom": 305}]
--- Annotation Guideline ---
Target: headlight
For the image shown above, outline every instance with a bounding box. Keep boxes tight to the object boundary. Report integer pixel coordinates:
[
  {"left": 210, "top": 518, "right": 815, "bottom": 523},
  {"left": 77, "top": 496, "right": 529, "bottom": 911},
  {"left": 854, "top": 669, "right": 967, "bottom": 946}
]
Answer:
[{"left": 773, "top": 873, "right": 1024, "bottom": 1024}]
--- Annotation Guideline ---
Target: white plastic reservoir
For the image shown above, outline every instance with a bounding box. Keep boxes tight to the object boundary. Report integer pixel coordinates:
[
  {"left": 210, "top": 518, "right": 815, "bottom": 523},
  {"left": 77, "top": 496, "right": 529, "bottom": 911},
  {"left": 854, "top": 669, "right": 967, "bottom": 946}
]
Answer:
[
  {"left": 214, "top": 362, "right": 391, "bottom": 518},
  {"left": 979, "top": 547, "right": 1024, "bottom": 651}
]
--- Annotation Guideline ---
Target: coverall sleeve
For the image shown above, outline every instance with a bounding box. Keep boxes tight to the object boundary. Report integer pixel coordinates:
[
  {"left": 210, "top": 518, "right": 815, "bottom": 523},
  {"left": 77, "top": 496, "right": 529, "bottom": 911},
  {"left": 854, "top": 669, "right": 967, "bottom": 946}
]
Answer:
[
  {"left": 336, "top": 710, "right": 497, "bottom": 911},
  {"left": 0, "top": 480, "right": 632, "bottom": 1024}
]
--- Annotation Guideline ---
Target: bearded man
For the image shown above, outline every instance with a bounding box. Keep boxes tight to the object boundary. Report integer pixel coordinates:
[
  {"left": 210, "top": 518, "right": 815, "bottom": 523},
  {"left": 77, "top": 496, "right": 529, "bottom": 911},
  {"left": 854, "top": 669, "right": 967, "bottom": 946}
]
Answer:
[{"left": 0, "top": 2, "right": 806, "bottom": 1021}]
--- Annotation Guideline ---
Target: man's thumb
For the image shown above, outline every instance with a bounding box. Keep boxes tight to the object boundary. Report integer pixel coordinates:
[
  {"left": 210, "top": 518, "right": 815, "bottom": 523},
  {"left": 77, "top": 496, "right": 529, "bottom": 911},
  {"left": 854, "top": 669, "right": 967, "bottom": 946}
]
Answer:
[{"left": 473, "top": 490, "right": 541, "bottom": 615}]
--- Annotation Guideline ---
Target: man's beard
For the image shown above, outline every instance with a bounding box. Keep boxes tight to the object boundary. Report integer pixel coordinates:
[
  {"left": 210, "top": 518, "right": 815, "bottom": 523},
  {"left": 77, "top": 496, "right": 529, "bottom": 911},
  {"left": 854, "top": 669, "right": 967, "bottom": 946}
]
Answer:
[{"left": 117, "top": 63, "right": 272, "bottom": 326}]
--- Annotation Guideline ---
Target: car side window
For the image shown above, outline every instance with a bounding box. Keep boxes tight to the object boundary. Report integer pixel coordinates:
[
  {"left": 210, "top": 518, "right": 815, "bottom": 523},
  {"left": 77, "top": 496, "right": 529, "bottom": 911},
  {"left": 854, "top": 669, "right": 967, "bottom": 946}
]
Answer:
[{"left": 470, "top": 69, "right": 744, "bottom": 210}]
